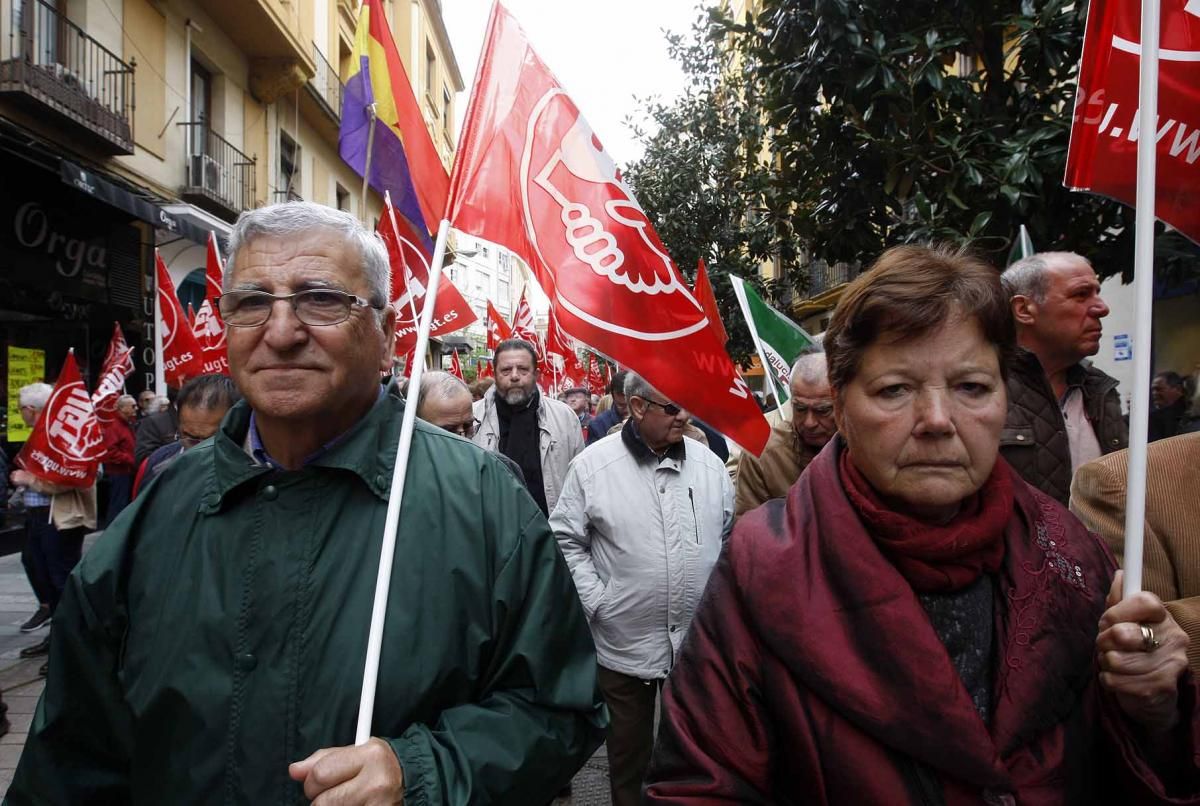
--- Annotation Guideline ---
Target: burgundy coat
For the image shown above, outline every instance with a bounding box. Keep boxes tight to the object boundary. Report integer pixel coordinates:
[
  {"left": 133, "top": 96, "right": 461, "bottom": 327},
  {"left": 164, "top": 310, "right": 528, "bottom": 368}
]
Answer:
[{"left": 645, "top": 442, "right": 1200, "bottom": 805}]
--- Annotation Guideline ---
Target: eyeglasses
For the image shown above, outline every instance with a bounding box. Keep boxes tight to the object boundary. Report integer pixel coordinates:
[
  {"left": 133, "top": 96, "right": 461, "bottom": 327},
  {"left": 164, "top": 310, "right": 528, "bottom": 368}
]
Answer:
[
  {"left": 446, "top": 418, "right": 481, "bottom": 438},
  {"left": 792, "top": 400, "right": 834, "bottom": 418},
  {"left": 217, "top": 289, "right": 382, "bottom": 327},
  {"left": 639, "top": 398, "right": 682, "bottom": 416}
]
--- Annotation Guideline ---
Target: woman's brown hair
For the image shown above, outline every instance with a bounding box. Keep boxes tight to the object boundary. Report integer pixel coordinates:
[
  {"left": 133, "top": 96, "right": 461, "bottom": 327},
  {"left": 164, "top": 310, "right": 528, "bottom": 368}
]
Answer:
[{"left": 824, "top": 243, "right": 1016, "bottom": 390}]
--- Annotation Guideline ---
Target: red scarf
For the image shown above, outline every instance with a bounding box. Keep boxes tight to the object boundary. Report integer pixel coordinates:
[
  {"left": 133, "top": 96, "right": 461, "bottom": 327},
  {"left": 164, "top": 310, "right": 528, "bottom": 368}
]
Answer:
[{"left": 838, "top": 450, "right": 1013, "bottom": 593}]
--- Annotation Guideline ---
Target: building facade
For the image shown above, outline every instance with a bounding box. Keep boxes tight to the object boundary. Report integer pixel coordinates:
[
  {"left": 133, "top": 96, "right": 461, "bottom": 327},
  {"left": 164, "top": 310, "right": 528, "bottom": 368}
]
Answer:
[{"left": 0, "top": 0, "right": 461, "bottom": 442}]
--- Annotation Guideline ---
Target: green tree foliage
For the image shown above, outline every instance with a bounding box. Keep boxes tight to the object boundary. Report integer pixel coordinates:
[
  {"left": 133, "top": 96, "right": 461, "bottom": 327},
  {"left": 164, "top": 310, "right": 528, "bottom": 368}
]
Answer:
[
  {"left": 751, "top": 0, "right": 1196, "bottom": 281},
  {"left": 629, "top": 0, "right": 1198, "bottom": 304}
]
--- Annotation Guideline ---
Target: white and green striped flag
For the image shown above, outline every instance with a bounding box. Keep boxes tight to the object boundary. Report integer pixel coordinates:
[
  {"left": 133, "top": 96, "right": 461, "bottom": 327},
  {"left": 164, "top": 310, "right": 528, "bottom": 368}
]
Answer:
[{"left": 728, "top": 274, "right": 818, "bottom": 405}]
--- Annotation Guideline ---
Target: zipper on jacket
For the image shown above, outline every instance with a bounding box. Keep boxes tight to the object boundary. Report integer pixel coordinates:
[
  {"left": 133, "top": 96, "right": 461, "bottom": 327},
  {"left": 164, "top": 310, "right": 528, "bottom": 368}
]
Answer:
[{"left": 688, "top": 487, "right": 699, "bottom": 544}]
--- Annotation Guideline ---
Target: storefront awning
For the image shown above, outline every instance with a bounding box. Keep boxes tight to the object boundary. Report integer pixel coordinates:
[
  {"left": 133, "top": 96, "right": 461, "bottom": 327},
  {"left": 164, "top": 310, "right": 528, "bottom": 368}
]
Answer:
[{"left": 59, "top": 160, "right": 216, "bottom": 246}]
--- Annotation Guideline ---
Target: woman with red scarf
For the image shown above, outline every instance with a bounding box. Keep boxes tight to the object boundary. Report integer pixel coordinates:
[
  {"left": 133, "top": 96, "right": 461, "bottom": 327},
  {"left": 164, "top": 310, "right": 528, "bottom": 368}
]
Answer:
[{"left": 644, "top": 245, "right": 1200, "bottom": 804}]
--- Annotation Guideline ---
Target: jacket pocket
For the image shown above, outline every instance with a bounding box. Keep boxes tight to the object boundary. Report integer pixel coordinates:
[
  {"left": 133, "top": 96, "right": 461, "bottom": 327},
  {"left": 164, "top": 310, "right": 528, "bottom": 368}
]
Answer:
[{"left": 999, "top": 424, "right": 1036, "bottom": 449}]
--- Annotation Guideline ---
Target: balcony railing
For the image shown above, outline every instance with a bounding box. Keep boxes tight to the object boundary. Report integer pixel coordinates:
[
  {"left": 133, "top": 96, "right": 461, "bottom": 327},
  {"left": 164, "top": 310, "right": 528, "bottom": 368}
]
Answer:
[
  {"left": 178, "top": 122, "right": 256, "bottom": 219},
  {"left": 0, "top": 0, "right": 134, "bottom": 153},
  {"left": 310, "top": 41, "right": 341, "bottom": 121},
  {"left": 805, "top": 260, "right": 859, "bottom": 298}
]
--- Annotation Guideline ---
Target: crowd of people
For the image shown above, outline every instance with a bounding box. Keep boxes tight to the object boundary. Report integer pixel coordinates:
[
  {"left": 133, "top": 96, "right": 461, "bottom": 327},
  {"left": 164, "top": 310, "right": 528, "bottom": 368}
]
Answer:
[{"left": 4, "top": 201, "right": 1200, "bottom": 804}]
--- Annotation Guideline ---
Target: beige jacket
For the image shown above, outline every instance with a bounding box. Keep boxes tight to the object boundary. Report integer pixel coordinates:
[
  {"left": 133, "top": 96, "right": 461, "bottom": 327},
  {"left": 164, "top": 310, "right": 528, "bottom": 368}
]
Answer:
[
  {"left": 734, "top": 415, "right": 815, "bottom": 517},
  {"left": 1070, "top": 432, "right": 1200, "bottom": 671},
  {"left": 473, "top": 387, "right": 584, "bottom": 513}
]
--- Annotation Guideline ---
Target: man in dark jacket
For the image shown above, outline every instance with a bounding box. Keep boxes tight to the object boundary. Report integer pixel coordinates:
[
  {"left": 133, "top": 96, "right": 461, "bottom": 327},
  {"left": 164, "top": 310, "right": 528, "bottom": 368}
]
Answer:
[
  {"left": 9, "top": 202, "right": 606, "bottom": 805},
  {"left": 587, "top": 370, "right": 629, "bottom": 445},
  {"left": 999, "top": 252, "right": 1127, "bottom": 504}
]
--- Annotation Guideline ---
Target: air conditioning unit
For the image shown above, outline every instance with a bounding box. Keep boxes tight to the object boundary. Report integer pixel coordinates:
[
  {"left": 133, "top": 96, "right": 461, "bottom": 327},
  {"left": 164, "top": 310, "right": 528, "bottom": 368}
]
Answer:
[{"left": 189, "top": 154, "right": 224, "bottom": 196}]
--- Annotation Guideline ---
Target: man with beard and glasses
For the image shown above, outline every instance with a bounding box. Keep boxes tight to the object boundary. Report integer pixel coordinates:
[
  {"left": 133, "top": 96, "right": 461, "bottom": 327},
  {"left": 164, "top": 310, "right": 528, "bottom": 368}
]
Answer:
[{"left": 473, "top": 338, "right": 584, "bottom": 515}]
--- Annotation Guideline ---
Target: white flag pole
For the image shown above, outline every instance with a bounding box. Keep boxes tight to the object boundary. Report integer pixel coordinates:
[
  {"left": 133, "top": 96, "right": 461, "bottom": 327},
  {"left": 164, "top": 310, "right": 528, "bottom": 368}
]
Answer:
[
  {"left": 1120, "top": 0, "right": 1161, "bottom": 599},
  {"left": 355, "top": 217, "right": 451, "bottom": 744},
  {"left": 358, "top": 103, "right": 378, "bottom": 224},
  {"left": 729, "top": 274, "right": 786, "bottom": 408},
  {"left": 153, "top": 284, "right": 166, "bottom": 398}
]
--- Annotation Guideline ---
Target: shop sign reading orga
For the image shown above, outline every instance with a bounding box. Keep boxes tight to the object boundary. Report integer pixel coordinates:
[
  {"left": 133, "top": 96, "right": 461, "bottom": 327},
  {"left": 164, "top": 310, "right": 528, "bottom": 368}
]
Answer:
[{"left": 16, "top": 350, "right": 103, "bottom": 487}]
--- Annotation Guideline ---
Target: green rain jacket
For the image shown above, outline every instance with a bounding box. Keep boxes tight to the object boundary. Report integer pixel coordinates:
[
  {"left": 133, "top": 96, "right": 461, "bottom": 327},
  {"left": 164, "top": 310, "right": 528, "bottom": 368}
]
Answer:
[{"left": 6, "top": 385, "right": 607, "bottom": 805}]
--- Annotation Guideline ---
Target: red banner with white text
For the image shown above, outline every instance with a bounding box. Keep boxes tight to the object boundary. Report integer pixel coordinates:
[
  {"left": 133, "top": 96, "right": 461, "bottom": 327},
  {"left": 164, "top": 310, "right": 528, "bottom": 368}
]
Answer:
[
  {"left": 16, "top": 351, "right": 103, "bottom": 487},
  {"left": 1065, "top": 0, "right": 1200, "bottom": 243}
]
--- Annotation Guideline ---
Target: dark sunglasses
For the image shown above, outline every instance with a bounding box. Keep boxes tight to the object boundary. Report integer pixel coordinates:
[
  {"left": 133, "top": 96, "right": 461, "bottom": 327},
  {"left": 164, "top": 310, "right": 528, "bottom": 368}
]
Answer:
[{"left": 640, "top": 398, "right": 682, "bottom": 416}]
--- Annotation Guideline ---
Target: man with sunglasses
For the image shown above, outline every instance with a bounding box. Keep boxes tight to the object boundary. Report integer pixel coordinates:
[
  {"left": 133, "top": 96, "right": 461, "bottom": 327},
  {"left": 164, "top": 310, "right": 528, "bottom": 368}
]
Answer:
[
  {"left": 10, "top": 202, "right": 605, "bottom": 805},
  {"left": 734, "top": 351, "right": 836, "bottom": 516},
  {"left": 551, "top": 372, "right": 734, "bottom": 806}
]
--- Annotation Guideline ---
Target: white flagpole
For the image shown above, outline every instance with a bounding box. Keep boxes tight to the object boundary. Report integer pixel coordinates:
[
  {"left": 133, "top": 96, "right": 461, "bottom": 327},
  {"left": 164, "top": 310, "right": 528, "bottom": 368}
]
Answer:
[
  {"left": 1120, "top": 0, "right": 1160, "bottom": 599},
  {"left": 355, "top": 218, "right": 451, "bottom": 744},
  {"left": 729, "top": 274, "right": 786, "bottom": 408},
  {"left": 153, "top": 288, "right": 166, "bottom": 397}
]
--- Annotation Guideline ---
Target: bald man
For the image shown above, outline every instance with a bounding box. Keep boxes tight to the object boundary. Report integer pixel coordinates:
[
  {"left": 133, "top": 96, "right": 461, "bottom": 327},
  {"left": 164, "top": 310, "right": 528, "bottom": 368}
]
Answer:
[
  {"left": 418, "top": 371, "right": 525, "bottom": 485},
  {"left": 734, "top": 352, "right": 835, "bottom": 515}
]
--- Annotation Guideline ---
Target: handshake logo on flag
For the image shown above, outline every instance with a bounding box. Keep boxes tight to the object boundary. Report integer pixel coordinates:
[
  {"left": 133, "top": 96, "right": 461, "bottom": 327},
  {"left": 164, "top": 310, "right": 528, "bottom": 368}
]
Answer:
[{"left": 520, "top": 89, "right": 707, "bottom": 342}]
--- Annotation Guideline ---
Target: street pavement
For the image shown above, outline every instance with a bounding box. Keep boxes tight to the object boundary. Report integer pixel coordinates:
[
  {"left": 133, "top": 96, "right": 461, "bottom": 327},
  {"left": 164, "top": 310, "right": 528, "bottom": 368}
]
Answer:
[{"left": 0, "top": 534, "right": 613, "bottom": 803}]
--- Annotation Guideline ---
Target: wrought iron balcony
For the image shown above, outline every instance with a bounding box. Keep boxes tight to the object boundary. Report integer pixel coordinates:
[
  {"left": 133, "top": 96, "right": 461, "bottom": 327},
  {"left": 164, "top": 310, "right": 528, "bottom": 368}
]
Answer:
[
  {"left": 0, "top": 0, "right": 134, "bottom": 153},
  {"left": 178, "top": 122, "right": 257, "bottom": 220},
  {"left": 806, "top": 260, "right": 859, "bottom": 298},
  {"left": 309, "top": 41, "right": 342, "bottom": 122}
]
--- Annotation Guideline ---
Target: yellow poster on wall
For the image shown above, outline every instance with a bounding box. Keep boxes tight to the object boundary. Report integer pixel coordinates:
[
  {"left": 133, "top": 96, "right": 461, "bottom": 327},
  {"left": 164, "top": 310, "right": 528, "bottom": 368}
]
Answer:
[{"left": 7, "top": 347, "right": 45, "bottom": 442}]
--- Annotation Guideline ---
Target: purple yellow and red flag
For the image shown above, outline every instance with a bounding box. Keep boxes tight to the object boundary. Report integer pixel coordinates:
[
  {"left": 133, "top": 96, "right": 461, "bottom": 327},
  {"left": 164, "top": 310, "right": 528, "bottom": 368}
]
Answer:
[{"left": 340, "top": 0, "right": 448, "bottom": 248}]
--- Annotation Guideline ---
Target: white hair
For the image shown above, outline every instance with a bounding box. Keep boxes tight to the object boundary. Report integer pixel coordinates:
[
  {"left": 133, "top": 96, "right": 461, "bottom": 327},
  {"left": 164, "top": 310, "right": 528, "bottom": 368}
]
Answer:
[
  {"left": 224, "top": 201, "right": 391, "bottom": 312},
  {"left": 117, "top": 394, "right": 137, "bottom": 408},
  {"left": 416, "top": 370, "right": 471, "bottom": 413},
  {"left": 790, "top": 351, "right": 828, "bottom": 387},
  {"left": 1001, "top": 251, "right": 1091, "bottom": 303},
  {"left": 624, "top": 372, "right": 661, "bottom": 402},
  {"left": 18, "top": 382, "right": 52, "bottom": 410}
]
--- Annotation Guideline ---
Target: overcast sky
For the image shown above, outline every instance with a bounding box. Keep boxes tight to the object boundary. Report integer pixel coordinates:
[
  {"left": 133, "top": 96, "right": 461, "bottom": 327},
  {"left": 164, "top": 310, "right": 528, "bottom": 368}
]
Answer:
[{"left": 442, "top": 0, "right": 708, "bottom": 167}]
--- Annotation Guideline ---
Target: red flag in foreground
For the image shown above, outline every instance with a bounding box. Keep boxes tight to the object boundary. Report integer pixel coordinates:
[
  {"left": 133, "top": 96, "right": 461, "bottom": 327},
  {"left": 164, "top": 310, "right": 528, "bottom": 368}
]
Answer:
[
  {"left": 447, "top": 4, "right": 768, "bottom": 453},
  {"left": 16, "top": 351, "right": 103, "bottom": 487},
  {"left": 510, "top": 290, "right": 537, "bottom": 344},
  {"left": 448, "top": 349, "right": 465, "bottom": 380},
  {"left": 156, "top": 252, "right": 205, "bottom": 386},
  {"left": 378, "top": 193, "right": 477, "bottom": 355},
  {"left": 92, "top": 324, "right": 135, "bottom": 424},
  {"left": 192, "top": 234, "right": 230, "bottom": 375},
  {"left": 486, "top": 300, "right": 512, "bottom": 349},
  {"left": 693, "top": 259, "right": 729, "bottom": 345},
  {"left": 1065, "top": 0, "right": 1200, "bottom": 243}
]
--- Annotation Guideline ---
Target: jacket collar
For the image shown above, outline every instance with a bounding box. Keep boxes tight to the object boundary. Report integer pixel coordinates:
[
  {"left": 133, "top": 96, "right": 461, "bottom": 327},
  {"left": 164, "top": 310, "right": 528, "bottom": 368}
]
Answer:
[
  {"left": 204, "top": 381, "right": 401, "bottom": 512},
  {"left": 621, "top": 417, "right": 686, "bottom": 464}
]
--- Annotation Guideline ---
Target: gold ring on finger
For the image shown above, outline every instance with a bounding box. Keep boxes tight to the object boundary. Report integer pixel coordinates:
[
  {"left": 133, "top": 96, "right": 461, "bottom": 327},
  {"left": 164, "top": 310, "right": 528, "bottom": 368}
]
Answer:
[{"left": 1139, "top": 623, "right": 1159, "bottom": 652}]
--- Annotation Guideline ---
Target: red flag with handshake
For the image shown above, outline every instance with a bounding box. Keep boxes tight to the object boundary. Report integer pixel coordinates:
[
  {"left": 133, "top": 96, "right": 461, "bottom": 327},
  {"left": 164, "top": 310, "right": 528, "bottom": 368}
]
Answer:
[
  {"left": 1065, "top": 0, "right": 1200, "bottom": 243},
  {"left": 192, "top": 233, "right": 229, "bottom": 375},
  {"left": 486, "top": 300, "right": 512, "bottom": 349},
  {"left": 377, "top": 193, "right": 476, "bottom": 356},
  {"left": 156, "top": 252, "right": 205, "bottom": 386},
  {"left": 447, "top": 3, "right": 768, "bottom": 453},
  {"left": 16, "top": 351, "right": 103, "bottom": 487},
  {"left": 91, "top": 323, "right": 135, "bottom": 424}
]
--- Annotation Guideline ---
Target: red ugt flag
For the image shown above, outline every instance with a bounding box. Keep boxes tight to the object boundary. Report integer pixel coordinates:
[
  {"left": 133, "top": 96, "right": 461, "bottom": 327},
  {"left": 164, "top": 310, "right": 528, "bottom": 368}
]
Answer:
[
  {"left": 1065, "top": 0, "right": 1200, "bottom": 243},
  {"left": 693, "top": 259, "right": 729, "bottom": 345},
  {"left": 192, "top": 233, "right": 229, "bottom": 376},
  {"left": 16, "top": 350, "right": 103, "bottom": 487},
  {"left": 510, "top": 289, "right": 537, "bottom": 344},
  {"left": 91, "top": 323, "right": 135, "bottom": 424},
  {"left": 378, "top": 192, "right": 477, "bottom": 356},
  {"left": 448, "top": 349, "right": 465, "bottom": 380},
  {"left": 156, "top": 252, "right": 205, "bottom": 386},
  {"left": 486, "top": 300, "right": 512, "bottom": 350},
  {"left": 447, "top": 2, "right": 768, "bottom": 453}
]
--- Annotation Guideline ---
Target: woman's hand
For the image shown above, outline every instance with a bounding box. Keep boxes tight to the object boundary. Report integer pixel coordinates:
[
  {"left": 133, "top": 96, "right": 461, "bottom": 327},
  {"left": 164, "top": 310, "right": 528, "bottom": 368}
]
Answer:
[{"left": 1097, "top": 571, "right": 1189, "bottom": 734}]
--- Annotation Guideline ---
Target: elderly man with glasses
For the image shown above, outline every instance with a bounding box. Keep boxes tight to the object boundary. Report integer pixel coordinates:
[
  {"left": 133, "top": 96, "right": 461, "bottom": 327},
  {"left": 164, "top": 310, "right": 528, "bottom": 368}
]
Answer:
[
  {"left": 551, "top": 371, "right": 734, "bottom": 806},
  {"left": 734, "top": 351, "right": 836, "bottom": 516},
  {"left": 10, "top": 202, "right": 605, "bottom": 806}
]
